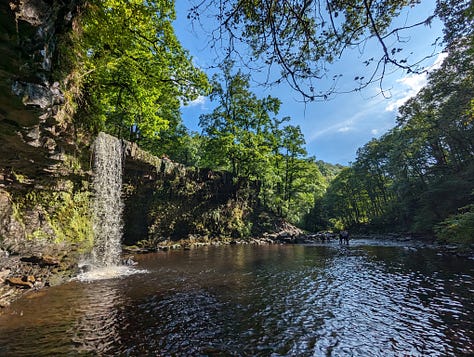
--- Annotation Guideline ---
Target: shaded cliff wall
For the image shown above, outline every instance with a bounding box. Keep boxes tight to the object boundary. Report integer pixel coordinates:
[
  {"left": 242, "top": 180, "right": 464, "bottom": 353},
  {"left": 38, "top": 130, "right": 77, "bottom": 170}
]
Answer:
[
  {"left": 0, "top": 0, "right": 84, "bottom": 176},
  {"left": 0, "top": 0, "right": 93, "bottom": 259},
  {"left": 122, "top": 142, "right": 260, "bottom": 244}
]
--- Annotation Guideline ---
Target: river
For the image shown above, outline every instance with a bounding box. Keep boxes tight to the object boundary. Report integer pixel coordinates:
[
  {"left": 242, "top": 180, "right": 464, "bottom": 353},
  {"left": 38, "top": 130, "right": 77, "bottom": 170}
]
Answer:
[{"left": 0, "top": 240, "right": 472, "bottom": 356}]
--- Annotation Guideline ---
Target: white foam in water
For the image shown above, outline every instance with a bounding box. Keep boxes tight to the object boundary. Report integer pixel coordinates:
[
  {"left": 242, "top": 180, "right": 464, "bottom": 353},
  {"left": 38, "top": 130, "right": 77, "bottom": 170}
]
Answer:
[{"left": 75, "top": 265, "right": 148, "bottom": 282}]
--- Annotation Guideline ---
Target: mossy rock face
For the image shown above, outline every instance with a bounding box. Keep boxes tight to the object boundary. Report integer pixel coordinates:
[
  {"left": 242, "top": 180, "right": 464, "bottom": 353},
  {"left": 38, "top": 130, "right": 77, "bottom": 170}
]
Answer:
[
  {"left": 122, "top": 154, "right": 259, "bottom": 244},
  {"left": 0, "top": 182, "right": 93, "bottom": 258},
  {"left": 0, "top": 1, "right": 95, "bottom": 261}
]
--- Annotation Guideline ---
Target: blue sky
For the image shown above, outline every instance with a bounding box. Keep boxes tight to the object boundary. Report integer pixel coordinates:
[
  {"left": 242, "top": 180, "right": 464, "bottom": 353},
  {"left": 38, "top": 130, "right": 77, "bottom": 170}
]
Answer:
[{"left": 174, "top": 1, "right": 445, "bottom": 165}]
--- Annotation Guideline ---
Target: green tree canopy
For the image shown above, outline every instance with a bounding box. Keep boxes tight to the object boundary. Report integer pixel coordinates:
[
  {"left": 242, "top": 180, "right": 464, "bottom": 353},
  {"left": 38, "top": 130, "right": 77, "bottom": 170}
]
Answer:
[
  {"left": 198, "top": 62, "right": 325, "bottom": 225},
  {"left": 199, "top": 61, "right": 279, "bottom": 178},
  {"left": 76, "top": 0, "right": 210, "bottom": 139},
  {"left": 310, "top": 17, "right": 474, "bottom": 239}
]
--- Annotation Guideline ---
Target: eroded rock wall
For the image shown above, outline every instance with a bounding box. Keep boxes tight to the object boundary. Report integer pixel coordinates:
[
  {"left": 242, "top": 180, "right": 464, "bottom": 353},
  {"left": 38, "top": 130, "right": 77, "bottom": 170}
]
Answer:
[
  {"left": 0, "top": 0, "right": 84, "bottom": 178},
  {"left": 0, "top": 0, "right": 92, "bottom": 261},
  {"left": 122, "top": 142, "right": 259, "bottom": 245}
]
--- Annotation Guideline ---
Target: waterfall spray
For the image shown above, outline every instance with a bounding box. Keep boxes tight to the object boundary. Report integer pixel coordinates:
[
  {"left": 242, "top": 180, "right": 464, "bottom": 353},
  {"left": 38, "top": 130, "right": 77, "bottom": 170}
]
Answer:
[{"left": 91, "top": 132, "right": 124, "bottom": 267}]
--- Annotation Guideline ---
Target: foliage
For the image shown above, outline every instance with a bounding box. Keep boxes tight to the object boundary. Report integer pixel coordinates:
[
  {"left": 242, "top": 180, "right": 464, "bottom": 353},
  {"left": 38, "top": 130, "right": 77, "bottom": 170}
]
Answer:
[
  {"left": 48, "top": 189, "right": 93, "bottom": 247},
  {"left": 136, "top": 167, "right": 257, "bottom": 240},
  {"left": 435, "top": 203, "right": 474, "bottom": 245},
  {"left": 189, "top": 0, "right": 441, "bottom": 100},
  {"left": 199, "top": 61, "right": 277, "bottom": 178},
  {"left": 197, "top": 62, "right": 325, "bottom": 226},
  {"left": 310, "top": 11, "right": 474, "bottom": 235},
  {"left": 74, "top": 0, "right": 210, "bottom": 143},
  {"left": 12, "top": 183, "right": 93, "bottom": 250},
  {"left": 436, "top": 0, "right": 474, "bottom": 46},
  {"left": 46, "top": 0, "right": 472, "bottom": 241},
  {"left": 315, "top": 161, "right": 345, "bottom": 184},
  {"left": 204, "top": 203, "right": 253, "bottom": 238}
]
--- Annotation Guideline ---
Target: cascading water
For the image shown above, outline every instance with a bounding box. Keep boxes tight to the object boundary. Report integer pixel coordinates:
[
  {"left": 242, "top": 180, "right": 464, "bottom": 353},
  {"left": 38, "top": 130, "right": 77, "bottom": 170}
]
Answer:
[{"left": 91, "top": 132, "right": 124, "bottom": 267}]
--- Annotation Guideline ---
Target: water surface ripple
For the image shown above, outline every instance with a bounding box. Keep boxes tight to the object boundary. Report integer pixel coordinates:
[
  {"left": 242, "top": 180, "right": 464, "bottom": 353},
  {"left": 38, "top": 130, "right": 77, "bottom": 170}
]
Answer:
[{"left": 0, "top": 241, "right": 472, "bottom": 356}]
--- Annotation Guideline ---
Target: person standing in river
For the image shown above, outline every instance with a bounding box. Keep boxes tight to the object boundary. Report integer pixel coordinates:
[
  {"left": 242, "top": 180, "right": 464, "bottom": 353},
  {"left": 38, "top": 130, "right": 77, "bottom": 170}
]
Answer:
[{"left": 339, "top": 230, "right": 349, "bottom": 245}]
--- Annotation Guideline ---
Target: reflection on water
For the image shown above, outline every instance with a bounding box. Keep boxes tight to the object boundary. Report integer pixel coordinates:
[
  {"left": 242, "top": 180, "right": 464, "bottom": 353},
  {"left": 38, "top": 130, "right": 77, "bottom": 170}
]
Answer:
[
  {"left": 0, "top": 242, "right": 472, "bottom": 356},
  {"left": 71, "top": 282, "right": 122, "bottom": 355}
]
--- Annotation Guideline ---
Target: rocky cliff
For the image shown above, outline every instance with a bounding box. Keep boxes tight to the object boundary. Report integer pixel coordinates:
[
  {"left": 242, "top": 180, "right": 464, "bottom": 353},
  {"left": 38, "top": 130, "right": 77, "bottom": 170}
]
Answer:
[
  {"left": 0, "top": 0, "right": 93, "bottom": 306},
  {"left": 122, "top": 141, "right": 262, "bottom": 245}
]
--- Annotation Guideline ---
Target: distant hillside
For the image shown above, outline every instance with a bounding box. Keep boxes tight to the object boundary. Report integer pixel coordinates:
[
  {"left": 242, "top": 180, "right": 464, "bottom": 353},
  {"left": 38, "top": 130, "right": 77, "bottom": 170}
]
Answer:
[{"left": 315, "top": 160, "right": 345, "bottom": 185}]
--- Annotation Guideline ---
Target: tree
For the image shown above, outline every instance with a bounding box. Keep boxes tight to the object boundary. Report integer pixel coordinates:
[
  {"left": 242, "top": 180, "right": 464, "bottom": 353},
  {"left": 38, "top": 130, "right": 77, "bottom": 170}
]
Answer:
[
  {"left": 281, "top": 125, "right": 306, "bottom": 203},
  {"left": 187, "top": 0, "right": 447, "bottom": 100},
  {"left": 198, "top": 62, "right": 325, "bottom": 225},
  {"left": 313, "top": 15, "right": 474, "bottom": 235},
  {"left": 436, "top": 0, "right": 474, "bottom": 47},
  {"left": 199, "top": 61, "right": 278, "bottom": 179},
  {"left": 76, "top": 0, "right": 210, "bottom": 140}
]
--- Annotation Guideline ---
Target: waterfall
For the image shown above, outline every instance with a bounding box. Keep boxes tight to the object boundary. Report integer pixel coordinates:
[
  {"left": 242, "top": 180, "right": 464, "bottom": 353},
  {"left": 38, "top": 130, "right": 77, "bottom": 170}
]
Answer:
[{"left": 91, "top": 132, "right": 124, "bottom": 267}]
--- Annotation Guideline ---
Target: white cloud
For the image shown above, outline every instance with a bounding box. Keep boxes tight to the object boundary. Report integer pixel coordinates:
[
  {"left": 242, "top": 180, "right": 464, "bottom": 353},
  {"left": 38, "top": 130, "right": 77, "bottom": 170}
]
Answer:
[
  {"left": 337, "top": 126, "right": 352, "bottom": 133},
  {"left": 304, "top": 94, "right": 401, "bottom": 166},
  {"left": 305, "top": 53, "right": 449, "bottom": 144},
  {"left": 385, "top": 77, "right": 424, "bottom": 112},
  {"left": 306, "top": 100, "right": 380, "bottom": 144},
  {"left": 430, "top": 52, "right": 448, "bottom": 71},
  {"left": 186, "top": 95, "right": 207, "bottom": 108},
  {"left": 308, "top": 119, "right": 354, "bottom": 141},
  {"left": 385, "top": 52, "right": 448, "bottom": 112}
]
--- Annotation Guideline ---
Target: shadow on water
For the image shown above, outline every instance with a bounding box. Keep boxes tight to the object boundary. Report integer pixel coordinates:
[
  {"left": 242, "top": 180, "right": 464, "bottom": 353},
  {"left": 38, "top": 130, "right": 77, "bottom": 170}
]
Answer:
[{"left": 0, "top": 242, "right": 472, "bottom": 356}]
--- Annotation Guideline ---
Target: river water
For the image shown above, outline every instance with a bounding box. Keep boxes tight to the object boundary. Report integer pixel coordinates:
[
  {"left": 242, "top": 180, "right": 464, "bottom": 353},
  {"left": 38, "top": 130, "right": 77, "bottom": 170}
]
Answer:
[{"left": 0, "top": 240, "right": 473, "bottom": 356}]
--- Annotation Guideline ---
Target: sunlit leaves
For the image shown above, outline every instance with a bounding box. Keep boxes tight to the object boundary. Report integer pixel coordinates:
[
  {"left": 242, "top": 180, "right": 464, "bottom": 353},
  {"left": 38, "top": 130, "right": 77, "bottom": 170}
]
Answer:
[
  {"left": 78, "top": 0, "right": 210, "bottom": 137},
  {"left": 313, "top": 28, "right": 474, "bottom": 234},
  {"left": 198, "top": 63, "right": 324, "bottom": 224}
]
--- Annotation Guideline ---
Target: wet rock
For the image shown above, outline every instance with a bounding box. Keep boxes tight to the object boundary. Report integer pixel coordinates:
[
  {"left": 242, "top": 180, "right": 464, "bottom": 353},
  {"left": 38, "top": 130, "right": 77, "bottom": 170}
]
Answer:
[
  {"left": 0, "top": 269, "right": 11, "bottom": 283},
  {"left": 33, "top": 279, "right": 45, "bottom": 290},
  {"left": 79, "top": 264, "right": 92, "bottom": 274},
  {"left": 0, "top": 0, "right": 90, "bottom": 307},
  {"left": 0, "top": 285, "right": 20, "bottom": 307},
  {"left": 42, "top": 137, "right": 57, "bottom": 152},
  {"left": 6, "top": 277, "right": 33, "bottom": 289},
  {"left": 42, "top": 255, "right": 60, "bottom": 266},
  {"left": 122, "top": 245, "right": 149, "bottom": 254},
  {"left": 25, "top": 125, "right": 41, "bottom": 147},
  {"left": 278, "top": 231, "right": 290, "bottom": 238},
  {"left": 277, "top": 236, "right": 295, "bottom": 244},
  {"left": 20, "top": 255, "right": 60, "bottom": 267},
  {"left": 12, "top": 82, "right": 52, "bottom": 109},
  {"left": 0, "top": 189, "right": 26, "bottom": 251},
  {"left": 295, "top": 236, "right": 309, "bottom": 244},
  {"left": 122, "top": 256, "right": 137, "bottom": 266},
  {"left": 0, "top": 299, "right": 10, "bottom": 308}
]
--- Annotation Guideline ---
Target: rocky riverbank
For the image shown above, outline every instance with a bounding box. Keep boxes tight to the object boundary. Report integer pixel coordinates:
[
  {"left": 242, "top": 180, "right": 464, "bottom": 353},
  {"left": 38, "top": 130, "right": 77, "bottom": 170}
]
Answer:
[
  {"left": 122, "top": 220, "right": 309, "bottom": 254},
  {"left": 352, "top": 232, "right": 474, "bottom": 259},
  {"left": 0, "top": 245, "right": 83, "bottom": 309}
]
